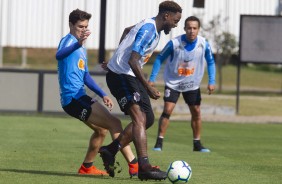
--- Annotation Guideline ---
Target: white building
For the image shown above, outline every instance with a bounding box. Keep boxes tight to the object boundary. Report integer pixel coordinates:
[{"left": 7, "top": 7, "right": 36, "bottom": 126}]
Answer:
[{"left": 0, "top": 0, "right": 280, "bottom": 50}]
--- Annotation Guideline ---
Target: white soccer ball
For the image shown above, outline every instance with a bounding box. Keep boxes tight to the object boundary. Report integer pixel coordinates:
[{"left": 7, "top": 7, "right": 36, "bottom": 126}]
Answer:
[{"left": 167, "top": 160, "right": 192, "bottom": 183}]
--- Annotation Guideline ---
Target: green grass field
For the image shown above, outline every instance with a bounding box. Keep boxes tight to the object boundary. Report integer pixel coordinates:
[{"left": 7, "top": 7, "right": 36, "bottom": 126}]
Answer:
[{"left": 0, "top": 115, "right": 282, "bottom": 184}]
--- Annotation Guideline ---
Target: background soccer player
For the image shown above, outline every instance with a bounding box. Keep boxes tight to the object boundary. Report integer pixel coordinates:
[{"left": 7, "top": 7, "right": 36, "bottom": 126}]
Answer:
[{"left": 149, "top": 16, "right": 216, "bottom": 152}]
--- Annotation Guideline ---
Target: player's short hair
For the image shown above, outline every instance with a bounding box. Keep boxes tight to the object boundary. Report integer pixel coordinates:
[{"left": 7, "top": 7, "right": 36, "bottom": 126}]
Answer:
[
  {"left": 185, "top": 16, "right": 201, "bottom": 28},
  {"left": 69, "top": 9, "right": 92, "bottom": 25},
  {"left": 158, "top": 1, "right": 182, "bottom": 14}
]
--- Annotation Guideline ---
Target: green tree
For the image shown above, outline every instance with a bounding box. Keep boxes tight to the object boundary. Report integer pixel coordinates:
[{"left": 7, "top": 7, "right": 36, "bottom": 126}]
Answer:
[{"left": 201, "top": 14, "right": 238, "bottom": 92}]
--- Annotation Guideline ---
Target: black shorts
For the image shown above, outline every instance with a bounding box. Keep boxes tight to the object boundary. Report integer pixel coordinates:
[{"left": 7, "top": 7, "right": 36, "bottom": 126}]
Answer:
[
  {"left": 163, "top": 86, "right": 201, "bottom": 106},
  {"left": 106, "top": 70, "right": 153, "bottom": 115},
  {"left": 62, "top": 95, "right": 95, "bottom": 122}
]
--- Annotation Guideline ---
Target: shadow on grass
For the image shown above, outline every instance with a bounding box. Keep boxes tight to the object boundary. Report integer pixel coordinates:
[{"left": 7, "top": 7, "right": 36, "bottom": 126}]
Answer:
[{"left": 0, "top": 168, "right": 140, "bottom": 181}]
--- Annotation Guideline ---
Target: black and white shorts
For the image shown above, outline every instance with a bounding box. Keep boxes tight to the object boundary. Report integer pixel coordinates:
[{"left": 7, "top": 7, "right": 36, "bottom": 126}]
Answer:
[
  {"left": 106, "top": 70, "right": 153, "bottom": 115},
  {"left": 63, "top": 95, "right": 95, "bottom": 122},
  {"left": 163, "top": 86, "right": 201, "bottom": 106}
]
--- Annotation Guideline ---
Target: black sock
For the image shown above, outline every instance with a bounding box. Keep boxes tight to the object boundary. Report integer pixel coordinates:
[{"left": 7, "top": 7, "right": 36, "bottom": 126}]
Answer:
[
  {"left": 83, "top": 162, "right": 93, "bottom": 168},
  {"left": 193, "top": 140, "right": 202, "bottom": 149},
  {"left": 157, "top": 137, "right": 163, "bottom": 144},
  {"left": 130, "top": 158, "right": 138, "bottom": 164},
  {"left": 138, "top": 157, "right": 150, "bottom": 167},
  {"left": 155, "top": 137, "right": 163, "bottom": 147},
  {"left": 107, "top": 139, "right": 121, "bottom": 156}
]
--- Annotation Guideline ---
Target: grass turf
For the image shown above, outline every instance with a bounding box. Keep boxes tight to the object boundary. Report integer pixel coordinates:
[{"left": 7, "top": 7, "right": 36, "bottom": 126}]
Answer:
[{"left": 0, "top": 115, "right": 281, "bottom": 184}]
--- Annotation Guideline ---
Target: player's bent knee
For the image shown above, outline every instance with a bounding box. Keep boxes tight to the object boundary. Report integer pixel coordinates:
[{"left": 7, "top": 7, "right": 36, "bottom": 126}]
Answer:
[
  {"left": 145, "top": 111, "right": 155, "bottom": 129},
  {"left": 161, "top": 112, "right": 171, "bottom": 119},
  {"left": 95, "top": 127, "right": 108, "bottom": 137},
  {"left": 101, "top": 129, "right": 108, "bottom": 137}
]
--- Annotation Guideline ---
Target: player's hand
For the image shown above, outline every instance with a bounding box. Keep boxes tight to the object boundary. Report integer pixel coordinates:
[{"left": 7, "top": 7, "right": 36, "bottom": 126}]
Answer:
[
  {"left": 103, "top": 96, "right": 113, "bottom": 111},
  {"left": 147, "top": 85, "right": 161, "bottom": 100},
  {"left": 78, "top": 29, "right": 91, "bottom": 45},
  {"left": 207, "top": 85, "right": 215, "bottom": 95},
  {"left": 101, "top": 61, "right": 109, "bottom": 71}
]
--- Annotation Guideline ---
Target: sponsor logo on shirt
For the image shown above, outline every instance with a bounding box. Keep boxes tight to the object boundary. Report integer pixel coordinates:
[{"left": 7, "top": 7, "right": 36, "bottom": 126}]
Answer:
[
  {"left": 177, "top": 81, "right": 194, "bottom": 90},
  {"left": 78, "top": 59, "right": 85, "bottom": 71}
]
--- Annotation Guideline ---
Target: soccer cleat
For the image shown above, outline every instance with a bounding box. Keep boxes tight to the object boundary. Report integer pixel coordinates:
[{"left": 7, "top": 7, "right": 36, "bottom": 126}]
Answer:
[
  {"left": 128, "top": 163, "right": 161, "bottom": 178},
  {"left": 128, "top": 162, "right": 138, "bottom": 178},
  {"left": 98, "top": 146, "right": 116, "bottom": 177},
  {"left": 152, "top": 147, "right": 162, "bottom": 151},
  {"left": 193, "top": 141, "right": 211, "bottom": 152},
  {"left": 196, "top": 147, "right": 211, "bottom": 152},
  {"left": 78, "top": 165, "right": 108, "bottom": 176},
  {"left": 152, "top": 165, "right": 160, "bottom": 169},
  {"left": 138, "top": 164, "right": 167, "bottom": 181},
  {"left": 153, "top": 137, "right": 163, "bottom": 151}
]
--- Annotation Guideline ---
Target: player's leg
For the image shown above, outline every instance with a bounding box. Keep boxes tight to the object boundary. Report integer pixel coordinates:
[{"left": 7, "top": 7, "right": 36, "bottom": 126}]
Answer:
[
  {"left": 153, "top": 86, "right": 179, "bottom": 151},
  {"left": 189, "top": 105, "right": 201, "bottom": 140},
  {"left": 184, "top": 88, "right": 210, "bottom": 152},
  {"left": 127, "top": 104, "right": 148, "bottom": 159},
  {"left": 111, "top": 95, "right": 150, "bottom": 173},
  {"left": 100, "top": 71, "right": 166, "bottom": 180},
  {"left": 83, "top": 123, "right": 108, "bottom": 163},
  {"left": 87, "top": 101, "right": 137, "bottom": 176},
  {"left": 78, "top": 123, "right": 109, "bottom": 175},
  {"left": 85, "top": 121, "right": 137, "bottom": 176},
  {"left": 153, "top": 101, "right": 176, "bottom": 151},
  {"left": 159, "top": 102, "right": 176, "bottom": 137},
  {"left": 98, "top": 71, "right": 138, "bottom": 177},
  {"left": 116, "top": 122, "right": 139, "bottom": 177},
  {"left": 62, "top": 96, "right": 108, "bottom": 175},
  {"left": 127, "top": 79, "right": 167, "bottom": 181}
]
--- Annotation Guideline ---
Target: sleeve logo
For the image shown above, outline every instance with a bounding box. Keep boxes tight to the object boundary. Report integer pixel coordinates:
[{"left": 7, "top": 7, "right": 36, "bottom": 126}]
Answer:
[{"left": 78, "top": 59, "right": 85, "bottom": 71}]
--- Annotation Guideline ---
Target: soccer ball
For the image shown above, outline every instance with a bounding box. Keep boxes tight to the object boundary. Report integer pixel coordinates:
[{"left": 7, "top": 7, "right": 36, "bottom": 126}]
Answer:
[{"left": 167, "top": 160, "right": 192, "bottom": 183}]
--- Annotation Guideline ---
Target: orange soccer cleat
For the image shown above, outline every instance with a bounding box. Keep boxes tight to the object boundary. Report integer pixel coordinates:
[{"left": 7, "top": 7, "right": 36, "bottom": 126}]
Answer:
[
  {"left": 78, "top": 165, "right": 108, "bottom": 176},
  {"left": 128, "top": 162, "right": 138, "bottom": 178}
]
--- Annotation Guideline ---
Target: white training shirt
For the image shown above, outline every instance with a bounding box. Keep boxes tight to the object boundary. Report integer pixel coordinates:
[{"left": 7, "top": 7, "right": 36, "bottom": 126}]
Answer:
[
  {"left": 164, "top": 35, "right": 207, "bottom": 92},
  {"left": 107, "top": 18, "right": 160, "bottom": 76}
]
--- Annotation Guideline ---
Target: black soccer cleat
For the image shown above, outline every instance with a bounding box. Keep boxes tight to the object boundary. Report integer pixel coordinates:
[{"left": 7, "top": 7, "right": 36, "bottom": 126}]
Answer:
[
  {"left": 98, "top": 146, "right": 116, "bottom": 177},
  {"left": 152, "top": 137, "right": 163, "bottom": 151},
  {"left": 138, "top": 165, "right": 167, "bottom": 181},
  {"left": 193, "top": 140, "right": 211, "bottom": 152}
]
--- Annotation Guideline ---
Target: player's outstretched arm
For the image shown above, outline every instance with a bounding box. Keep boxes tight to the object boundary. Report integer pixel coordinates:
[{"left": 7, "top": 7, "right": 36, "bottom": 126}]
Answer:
[
  {"left": 56, "top": 42, "right": 81, "bottom": 60},
  {"left": 84, "top": 72, "right": 107, "bottom": 98}
]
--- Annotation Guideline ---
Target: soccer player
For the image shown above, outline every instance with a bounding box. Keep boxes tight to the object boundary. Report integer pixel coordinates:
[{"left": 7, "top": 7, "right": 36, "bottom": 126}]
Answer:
[
  {"left": 98, "top": 1, "right": 182, "bottom": 181},
  {"left": 149, "top": 16, "right": 216, "bottom": 152},
  {"left": 56, "top": 9, "right": 138, "bottom": 177}
]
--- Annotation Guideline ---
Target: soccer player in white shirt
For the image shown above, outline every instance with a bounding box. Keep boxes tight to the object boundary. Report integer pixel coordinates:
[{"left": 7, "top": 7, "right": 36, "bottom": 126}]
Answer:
[
  {"left": 149, "top": 16, "right": 216, "bottom": 152},
  {"left": 99, "top": 1, "right": 182, "bottom": 181}
]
